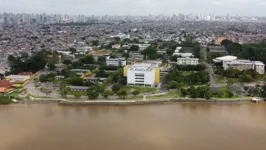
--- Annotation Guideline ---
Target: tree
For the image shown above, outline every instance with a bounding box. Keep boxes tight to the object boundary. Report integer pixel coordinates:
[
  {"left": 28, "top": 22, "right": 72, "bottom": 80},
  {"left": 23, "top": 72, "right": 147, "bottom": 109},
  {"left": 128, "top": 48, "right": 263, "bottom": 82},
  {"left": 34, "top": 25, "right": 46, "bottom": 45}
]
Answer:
[
  {"left": 67, "top": 77, "right": 84, "bottom": 86},
  {"left": 132, "top": 90, "right": 140, "bottom": 97},
  {"left": 92, "top": 40, "right": 99, "bottom": 46},
  {"left": 221, "top": 39, "right": 233, "bottom": 47},
  {"left": 69, "top": 48, "right": 77, "bottom": 54},
  {"left": 39, "top": 73, "right": 56, "bottom": 82},
  {"left": 166, "top": 81, "right": 179, "bottom": 90},
  {"left": 204, "top": 91, "right": 212, "bottom": 99},
  {"left": 81, "top": 55, "right": 95, "bottom": 64},
  {"left": 40, "top": 88, "right": 53, "bottom": 96},
  {"left": 48, "top": 62, "right": 56, "bottom": 71},
  {"left": 74, "top": 92, "right": 82, "bottom": 99},
  {"left": 112, "top": 84, "right": 121, "bottom": 93},
  {"left": 142, "top": 46, "right": 158, "bottom": 60},
  {"left": 60, "top": 89, "right": 68, "bottom": 98},
  {"left": 189, "top": 87, "right": 199, "bottom": 98},
  {"left": 240, "top": 74, "right": 254, "bottom": 83},
  {"left": 21, "top": 52, "right": 29, "bottom": 59},
  {"left": 103, "top": 90, "right": 112, "bottom": 98},
  {"left": 63, "top": 59, "right": 72, "bottom": 65},
  {"left": 87, "top": 90, "right": 99, "bottom": 100},
  {"left": 129, "top": 45, "right": 139, "bottom": 51},
  {"left": 180, "top": 88, "right": 188, "bottom": 97},
  {"left": 72, "top": 61, "right": 83, "bottom": 69},
  {"left": 117, "top": 88, "right": 128, "bottom": 99},
  {"left": 166, "top": 49, "right": 174, "bottom": 56}
]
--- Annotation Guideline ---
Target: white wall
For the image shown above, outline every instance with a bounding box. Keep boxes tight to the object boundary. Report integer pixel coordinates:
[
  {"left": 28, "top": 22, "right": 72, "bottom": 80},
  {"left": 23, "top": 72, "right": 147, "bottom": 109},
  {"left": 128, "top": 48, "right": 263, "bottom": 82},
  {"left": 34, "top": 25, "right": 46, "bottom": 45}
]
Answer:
[{"left": 127, "top": 70, "right": 155, "bottom": 86}]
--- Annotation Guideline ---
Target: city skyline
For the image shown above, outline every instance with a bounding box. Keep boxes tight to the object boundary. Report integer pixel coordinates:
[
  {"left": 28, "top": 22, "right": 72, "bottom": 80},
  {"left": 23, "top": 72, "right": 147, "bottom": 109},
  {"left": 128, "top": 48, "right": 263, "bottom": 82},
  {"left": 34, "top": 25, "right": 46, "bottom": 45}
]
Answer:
[{"left": 0, "top": 0, "right": 266, "bottom": 16}]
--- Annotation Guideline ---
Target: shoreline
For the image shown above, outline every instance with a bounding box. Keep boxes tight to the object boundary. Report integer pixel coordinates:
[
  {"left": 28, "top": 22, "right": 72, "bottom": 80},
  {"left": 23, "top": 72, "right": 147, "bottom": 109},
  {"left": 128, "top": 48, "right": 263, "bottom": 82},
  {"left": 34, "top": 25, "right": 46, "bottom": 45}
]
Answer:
[{"left": 16, "top": 98, "right": 256, "bottom": 106}]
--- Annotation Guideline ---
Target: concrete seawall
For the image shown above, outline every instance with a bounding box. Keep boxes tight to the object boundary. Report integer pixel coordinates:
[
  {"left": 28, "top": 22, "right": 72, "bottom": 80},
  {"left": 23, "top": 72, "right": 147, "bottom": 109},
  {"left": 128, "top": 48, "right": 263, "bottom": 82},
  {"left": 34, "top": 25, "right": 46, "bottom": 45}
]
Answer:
[
  {"left": 59, "top": 99, "right": 252, "bottom": 106},
  {"left": 17, "top": 98, "right": 254, "bottom": 106}
]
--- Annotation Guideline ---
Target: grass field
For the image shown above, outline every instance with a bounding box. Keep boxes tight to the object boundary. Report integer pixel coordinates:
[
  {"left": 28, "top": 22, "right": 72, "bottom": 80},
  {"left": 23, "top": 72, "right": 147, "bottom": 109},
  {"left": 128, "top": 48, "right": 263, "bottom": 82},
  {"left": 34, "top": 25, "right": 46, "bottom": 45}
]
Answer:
[
  {"left": 7, "top": 90, "right": 20, "bottom": 97},
  {"left": 200, "top": 47, "right": 205, "bottom": 62},
  {"left": 125, "top": 86, "right": 157, "bottom": 93},
  {"left": 146, "top": 92, "right": 180, "bottom": 100},
  {"left": 67, "top": 91, "right": 87, "bottom": 96},
  {"left": 181, "top": 72, "right": 192, "bottom": 76}
]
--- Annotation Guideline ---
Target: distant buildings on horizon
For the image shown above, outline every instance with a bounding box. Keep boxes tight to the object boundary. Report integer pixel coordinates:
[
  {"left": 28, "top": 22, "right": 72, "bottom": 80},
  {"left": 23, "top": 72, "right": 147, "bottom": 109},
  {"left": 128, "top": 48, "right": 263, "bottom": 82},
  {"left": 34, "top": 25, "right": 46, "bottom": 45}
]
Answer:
[{"left": 0, "top": 13, "right": 265, "bottom": 25}]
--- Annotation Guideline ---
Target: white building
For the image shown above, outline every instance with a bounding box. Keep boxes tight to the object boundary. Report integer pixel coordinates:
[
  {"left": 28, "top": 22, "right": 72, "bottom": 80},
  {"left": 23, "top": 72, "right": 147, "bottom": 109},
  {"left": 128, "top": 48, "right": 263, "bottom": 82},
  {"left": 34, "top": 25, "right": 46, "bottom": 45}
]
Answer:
[
  {"left": 173, "top": 53, "right": 194, "bottom": 58},
  {"left": 6, "top": 75, "right": 30, "bottom": 83},
  {"left": 177, "top": 58, "right": 199, "bottom": 65},
  {"left": 224, "top": 60, "right": 265, "bottom": 74},
  {"left": 172, "top": 46, "right": 194, "bottom": 57},
  {"left": 213, "top": 55, "right": 237, "bottom": 68},
  {"left": 115, "top": 33, "right": 130, "bottom": 40},
  {"left": 125, "top": 63, "right": 160, "bottom": 87},
  {"left": 106, "top": 56, "right": 126, "bottom": 67},
  {"left": 128, "top": 44, "right": 151, "bottom": 51}
]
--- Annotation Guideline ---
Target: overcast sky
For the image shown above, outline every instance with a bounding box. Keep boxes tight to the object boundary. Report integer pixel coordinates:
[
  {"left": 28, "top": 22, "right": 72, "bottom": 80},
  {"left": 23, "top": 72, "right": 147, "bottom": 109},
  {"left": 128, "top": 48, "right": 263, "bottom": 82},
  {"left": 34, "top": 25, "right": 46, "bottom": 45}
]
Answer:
[{"left": 0, "top": 0, "right": 265, "bottom": 16}]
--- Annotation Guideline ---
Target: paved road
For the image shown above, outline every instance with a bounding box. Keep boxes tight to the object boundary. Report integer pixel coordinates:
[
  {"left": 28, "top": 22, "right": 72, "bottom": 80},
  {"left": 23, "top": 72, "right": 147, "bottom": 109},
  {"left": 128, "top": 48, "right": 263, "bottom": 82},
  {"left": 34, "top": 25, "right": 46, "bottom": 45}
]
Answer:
[{"left": 201, "top": 45, "right": 227, "bottom": 88}]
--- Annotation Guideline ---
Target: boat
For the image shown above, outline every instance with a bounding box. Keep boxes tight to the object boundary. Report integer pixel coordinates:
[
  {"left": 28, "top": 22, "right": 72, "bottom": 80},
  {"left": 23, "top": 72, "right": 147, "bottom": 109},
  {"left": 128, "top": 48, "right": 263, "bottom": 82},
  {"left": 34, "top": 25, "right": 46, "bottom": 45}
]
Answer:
[{"left": 251, "top": 98, "right": 263, "bottom": 103}]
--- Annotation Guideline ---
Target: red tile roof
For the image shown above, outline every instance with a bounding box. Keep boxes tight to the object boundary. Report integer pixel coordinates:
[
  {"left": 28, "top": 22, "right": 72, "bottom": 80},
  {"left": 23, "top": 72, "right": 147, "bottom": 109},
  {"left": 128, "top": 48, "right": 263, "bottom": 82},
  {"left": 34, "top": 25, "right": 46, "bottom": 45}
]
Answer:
[
  {"left": 17, "top": 72, "right": 32, "bottom": 76},
  {"left": 0, "top": 80, "right": 13, "bottom": 88}
]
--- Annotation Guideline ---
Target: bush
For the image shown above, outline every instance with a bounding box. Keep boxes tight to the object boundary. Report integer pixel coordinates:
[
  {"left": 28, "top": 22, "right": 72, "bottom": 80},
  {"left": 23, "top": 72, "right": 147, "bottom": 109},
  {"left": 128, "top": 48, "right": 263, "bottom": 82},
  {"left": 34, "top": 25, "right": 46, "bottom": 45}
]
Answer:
[{"left": 0, "top": 96, "right": 12, "bottom": 105}]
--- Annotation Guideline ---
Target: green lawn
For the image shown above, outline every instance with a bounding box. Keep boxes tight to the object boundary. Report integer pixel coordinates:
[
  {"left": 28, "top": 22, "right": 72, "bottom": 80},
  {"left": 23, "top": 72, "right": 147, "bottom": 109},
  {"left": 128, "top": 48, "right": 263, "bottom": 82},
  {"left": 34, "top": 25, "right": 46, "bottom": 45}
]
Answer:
[
  {"left": 214, "top": 75, "right": 225, "bottom": 84},
  {"left": 219, "top": 86, "right": 229, "bottom": 92},
  {"left": 7, "top": 90, "right": 20, "bottom": 97},
  {"left": 181, "top": 72, "right": 192, "bottom": 76},
  {"left": 146, "top": 92, "right": 180, "bottom": 100},
  {"left": 125, "top": 86, "right": 157, "bottom": 93},
  {"left": 199, "top": 47, "right": 205, "bottom": 62},
  {"left": 214, "top": 76, "right": 240, "bottom": 84},
  {"left": 67, "top": 91, "right": 87, "bottom": 96}
]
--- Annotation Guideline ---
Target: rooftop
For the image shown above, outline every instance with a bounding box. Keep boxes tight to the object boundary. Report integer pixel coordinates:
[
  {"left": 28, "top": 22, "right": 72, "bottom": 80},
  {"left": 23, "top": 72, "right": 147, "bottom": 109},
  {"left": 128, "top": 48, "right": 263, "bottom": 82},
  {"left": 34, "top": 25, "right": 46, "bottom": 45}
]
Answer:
[
  {"left": 226, "top": 60, "right": 265, "bottom": 66},
  {"left": 128, "top": 63, "right": 158, "bottom": 72},
  {"left": 0, "top": 80, "right": 13, "bottom": 88},
  {"left": 213, "top": 55, "right": 237, "bottom": 62}
]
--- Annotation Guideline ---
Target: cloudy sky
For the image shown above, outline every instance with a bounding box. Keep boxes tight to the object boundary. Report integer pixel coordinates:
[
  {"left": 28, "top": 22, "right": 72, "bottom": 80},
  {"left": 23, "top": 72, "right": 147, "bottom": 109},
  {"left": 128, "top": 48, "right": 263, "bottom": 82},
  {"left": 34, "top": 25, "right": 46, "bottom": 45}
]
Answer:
[{"left": 0, "top": 0, "right": 265, "bottom": 16}]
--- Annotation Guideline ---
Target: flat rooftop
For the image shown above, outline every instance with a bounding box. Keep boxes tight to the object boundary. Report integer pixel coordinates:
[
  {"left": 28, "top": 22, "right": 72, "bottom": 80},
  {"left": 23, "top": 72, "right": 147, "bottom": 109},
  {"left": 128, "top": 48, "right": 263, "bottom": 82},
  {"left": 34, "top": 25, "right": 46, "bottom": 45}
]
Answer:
[
  {"left": 226, "top": 60, "right": 265, "bottom": 66},
  {"left": 128, "top": 63, "right": 158, "bottom": 72}
]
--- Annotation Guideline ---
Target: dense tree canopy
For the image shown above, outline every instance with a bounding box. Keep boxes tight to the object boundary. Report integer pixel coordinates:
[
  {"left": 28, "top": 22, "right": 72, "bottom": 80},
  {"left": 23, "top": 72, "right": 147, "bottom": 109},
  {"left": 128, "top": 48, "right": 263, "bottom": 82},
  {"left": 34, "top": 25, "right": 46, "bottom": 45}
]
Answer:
[
  {"left": 8, "top": 51, "right": 48, "bottom": 74},
  {"left": 80, "top": 55, "right": 95, "bottom": 64},
  {"left": 129, "top": 45, "right": 139, "bottom": 51},
  {"left": 221, "top": 39, "right": 266, "bottom": 64}
]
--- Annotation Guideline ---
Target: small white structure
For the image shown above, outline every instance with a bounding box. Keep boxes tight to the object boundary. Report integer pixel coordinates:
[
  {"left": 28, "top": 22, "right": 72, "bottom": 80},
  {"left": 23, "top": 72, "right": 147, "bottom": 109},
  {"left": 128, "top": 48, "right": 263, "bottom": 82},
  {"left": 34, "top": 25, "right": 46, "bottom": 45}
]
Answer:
[
  {"left": 127, "top": 44, "right": 151, "bottom": 51},
  {"left": 173, "top": 53, "right": 194, "bottom": 58},
  {"left": 251, "top": 98, "right": 263, "bottom": 103},
  {"left": 177, "top": 58, "right": 199, "bottom": 65},
  {"left": 213, "top": 55, "right": 237, "bottom": 63},
  {"left": 69, "top": 86, "right": 88, "bottom": 92},
  {"left": 106, "top": 56, "right": 126, "bottom": 67},
  {"left": 172, "top": 46, "right": 194, "bottom": 57}
]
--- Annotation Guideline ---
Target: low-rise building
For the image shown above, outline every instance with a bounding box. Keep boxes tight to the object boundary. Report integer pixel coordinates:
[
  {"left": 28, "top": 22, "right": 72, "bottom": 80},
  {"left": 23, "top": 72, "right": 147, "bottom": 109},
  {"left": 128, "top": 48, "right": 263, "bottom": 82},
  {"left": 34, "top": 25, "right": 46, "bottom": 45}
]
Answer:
[
  {"left": 69, "top": 86, "right": 88, "bottom": 92},
  {"left": 208, "top": 45, "right": 227, "bottom": 53},
  {"left": 172, "top": 46, "right": 194, "bottom": 57},
  {"left": 112, "top": 44, "right": 121, "bottom": 49},
  {"left": 6, "top": 75, "right": 30, "bottom": 84},
  {"left": 177, "top": 58, "right": 199, "bottom": 65},
  {"left": 224, "top": 60, "right": 265, "bottom": 74},
  {"left": 106, "top": 56, "right": 126, "bottom": 67},
  {"left": 0, "top": 80, "right": 13, "bottom": 94},
  {"left": 55, "top": 76, "right": 65, "bottom": 81},
  {"left": 124, "top": 63, "right": 160, "bottom": 87}
]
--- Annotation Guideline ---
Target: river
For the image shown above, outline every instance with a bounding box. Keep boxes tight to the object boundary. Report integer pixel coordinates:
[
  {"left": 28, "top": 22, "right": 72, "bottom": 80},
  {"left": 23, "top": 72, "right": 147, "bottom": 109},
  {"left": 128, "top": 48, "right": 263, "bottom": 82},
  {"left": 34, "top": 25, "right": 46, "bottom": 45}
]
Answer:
[{"left": 1, "top": 102, "right": 266, "bottom": 150}]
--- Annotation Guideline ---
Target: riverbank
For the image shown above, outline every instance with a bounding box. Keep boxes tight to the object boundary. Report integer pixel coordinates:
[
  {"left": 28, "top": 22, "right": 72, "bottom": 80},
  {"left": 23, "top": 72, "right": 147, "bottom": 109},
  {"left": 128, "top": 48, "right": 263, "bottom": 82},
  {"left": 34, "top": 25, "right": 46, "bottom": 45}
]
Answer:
[{"left": 16, "top": 97, "right": 257, "bottom": 106}]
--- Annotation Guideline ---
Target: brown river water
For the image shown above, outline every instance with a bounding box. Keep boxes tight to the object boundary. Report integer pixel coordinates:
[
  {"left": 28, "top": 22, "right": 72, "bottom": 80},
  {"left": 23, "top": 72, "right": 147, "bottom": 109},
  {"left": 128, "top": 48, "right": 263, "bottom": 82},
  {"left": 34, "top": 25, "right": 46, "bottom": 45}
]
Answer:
[{"left": 1, "top": 102, "right": 266, "bottom": 150}]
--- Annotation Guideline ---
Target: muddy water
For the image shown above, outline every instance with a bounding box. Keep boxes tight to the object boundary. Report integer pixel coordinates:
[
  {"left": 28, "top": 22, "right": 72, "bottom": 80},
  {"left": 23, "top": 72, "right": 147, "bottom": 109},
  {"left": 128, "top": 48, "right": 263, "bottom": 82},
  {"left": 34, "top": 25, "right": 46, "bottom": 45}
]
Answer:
[{"left": 1, "top": 103, "right": 266, "bottom": 150}]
